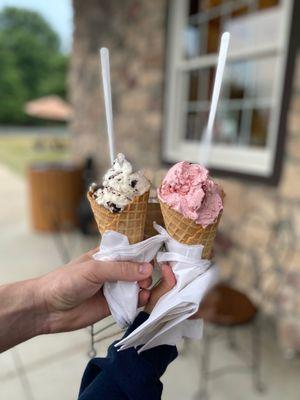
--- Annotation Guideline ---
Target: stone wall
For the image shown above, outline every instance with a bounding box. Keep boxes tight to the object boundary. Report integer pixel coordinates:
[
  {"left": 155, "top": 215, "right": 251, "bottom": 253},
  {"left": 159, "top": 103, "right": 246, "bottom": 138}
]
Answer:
[
  {"left": 213, "top": 59, "right": 300, "bottom": 353},
  {"left": 70, "top": 0, "right": 167, "bottom": 172},
  {"left": 70, "top": 1, "right": 300, "bottom": 352}
]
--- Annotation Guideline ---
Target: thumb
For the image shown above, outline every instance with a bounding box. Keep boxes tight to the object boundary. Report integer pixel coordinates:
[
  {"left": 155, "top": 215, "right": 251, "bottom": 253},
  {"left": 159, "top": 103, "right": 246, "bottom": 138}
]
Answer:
[
  {"left": 83, "top": 260, "right": 153, "bottom": 283},
  {"left": 158, "top": 264, "right": 177, "bottom": 292},
  {"left": 144, "top": 263, "right": 176, "bottom": 313}
]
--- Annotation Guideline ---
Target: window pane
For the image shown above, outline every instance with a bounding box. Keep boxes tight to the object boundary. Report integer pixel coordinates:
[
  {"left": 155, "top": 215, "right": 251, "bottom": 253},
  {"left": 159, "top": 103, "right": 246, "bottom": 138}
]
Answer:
[
  {"left": 185, "top": 0, "right": 282, "bottom": 58},
  {"left": 215, "top": 106, "right": 270, "bottom": 147},
  {"left": 225, "top": 61, "right": 247, "bottom": 101},
  {"left": 188, "top": 71, "right": 199, "bottom": 102},
  {"left": 251, "top": 57, "right": 278, "bottom": 99},
  {"left": 184, "top": 23, "right": 206, "bottom": 59},
  {"left": 184, "top": 54, "right": 276, "bottom": 146},
  {"left": 250, "top": 108, "right": 269, "bottom": 146},
  {"left": 189, "top": 0, "right": 199, "bottom": 16},
  {"left": 185, "top": 110, "right": 209, "bottom": 141},
  {"left": 231, "top": 5, "right": 250, "bottom": 19},
  {"left": 223, "top": 56, "right": 277, "bottom": 101},
  {"left": 215, "top": 108, "right": 243, "bottom": 144},
  {"left": 258, "top": 0, "right": 279, "bottom": 10},
  {"left": 207, "top": 17, "right": 221, "bottom": 54},
  {"left": 188, "top": 68, "right": 214, "bottom": 103},
  {"left": 224, "top": 6, "right": 282, "bottom": 51},
  {"left": 201, "top": 0, "right": 221, "bottom": 11}
]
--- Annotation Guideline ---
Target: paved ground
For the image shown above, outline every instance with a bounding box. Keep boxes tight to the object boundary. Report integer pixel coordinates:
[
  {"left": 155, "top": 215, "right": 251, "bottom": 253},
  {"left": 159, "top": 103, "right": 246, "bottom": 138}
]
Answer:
[{"left": 1, "top": 164, "right": 300, "bottom": 399}]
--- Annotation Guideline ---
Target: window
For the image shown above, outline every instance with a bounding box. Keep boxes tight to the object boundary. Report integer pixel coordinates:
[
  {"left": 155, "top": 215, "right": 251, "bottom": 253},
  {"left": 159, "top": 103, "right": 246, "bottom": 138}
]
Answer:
[{"left": 163, "top": 0, "right": 295, "bottom": 180}]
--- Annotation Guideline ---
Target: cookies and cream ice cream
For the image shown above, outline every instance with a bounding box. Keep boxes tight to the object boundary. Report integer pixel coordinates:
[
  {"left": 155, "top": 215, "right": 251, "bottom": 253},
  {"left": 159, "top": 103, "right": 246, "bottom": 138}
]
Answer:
[
  {"left": 89, "top": 153, "right": 150, "bottom": 213},
  {"left": 158, "top": 161, "right": 223, "bottom": 227}
]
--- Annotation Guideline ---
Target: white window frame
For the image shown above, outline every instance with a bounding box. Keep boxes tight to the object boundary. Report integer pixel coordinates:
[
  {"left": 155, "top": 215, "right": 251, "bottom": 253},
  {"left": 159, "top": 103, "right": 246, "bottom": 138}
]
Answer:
[{"left": 163, "top": 0, "right": 293, "bottom": 177}]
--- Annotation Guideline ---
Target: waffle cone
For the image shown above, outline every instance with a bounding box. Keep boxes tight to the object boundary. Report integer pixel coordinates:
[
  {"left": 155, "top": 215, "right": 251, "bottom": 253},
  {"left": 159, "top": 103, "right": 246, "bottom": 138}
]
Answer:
[
  {"left": 144, "top": 201, "right": 165, "bottom": 239},
  {"left": 87, "top": 190, "right": 149, "bottom": 244},
  {"left": 159, "top": 199, "right": 223, "bottom": 259}
]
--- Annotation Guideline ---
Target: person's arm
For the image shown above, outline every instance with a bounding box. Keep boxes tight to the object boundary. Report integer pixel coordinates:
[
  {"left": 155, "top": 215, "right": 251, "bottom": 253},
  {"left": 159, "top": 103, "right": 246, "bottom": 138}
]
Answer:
[
  {"left": 0, "top": 279, "right": 45, "bottom": 352},
  {"left": 78, "top": 265, "right": 177, "bottom": 400},
  {"left": 0, "top": 249, "right": 153, "bottom": 353}
]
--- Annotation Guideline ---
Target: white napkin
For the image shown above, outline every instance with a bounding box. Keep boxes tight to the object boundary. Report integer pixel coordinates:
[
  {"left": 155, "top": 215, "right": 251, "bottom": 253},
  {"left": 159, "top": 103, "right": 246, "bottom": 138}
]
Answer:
[
  {"left": 116, "top": 224, "right": 219, "bottom": 352},
  {"left": 93, "top": 230, "right": 166, "bottom": 328}
]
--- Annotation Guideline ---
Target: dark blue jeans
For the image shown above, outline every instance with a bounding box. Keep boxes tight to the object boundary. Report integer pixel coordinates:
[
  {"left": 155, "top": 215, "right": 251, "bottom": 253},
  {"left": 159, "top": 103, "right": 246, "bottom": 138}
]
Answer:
[{"left": 78, "top": 312, "right": 178, "bottom": 400}]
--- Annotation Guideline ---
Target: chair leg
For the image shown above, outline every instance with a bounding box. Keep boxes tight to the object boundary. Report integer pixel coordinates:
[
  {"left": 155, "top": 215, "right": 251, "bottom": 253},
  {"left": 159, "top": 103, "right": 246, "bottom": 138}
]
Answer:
[
  {"left": 226, "top": 328, "right": 238, "bottom": 351},
  {"left": 197, "top": 328, "right": 210, "bottom": 400},
  {"left": 180, "top": 338, "right": 192, "bottom": 356},
  {"left": 251, "top": 316, "right": 265, "bottom": 393},
  {"left": 87, "top": 324, "right": 97, "bottom": 358}
]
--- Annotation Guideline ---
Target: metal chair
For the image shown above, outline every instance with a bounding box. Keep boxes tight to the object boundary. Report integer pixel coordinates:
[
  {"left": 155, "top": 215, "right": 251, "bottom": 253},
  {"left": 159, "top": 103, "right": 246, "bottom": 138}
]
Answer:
[
  {"left": 195, "top": 192, "right": 296, "bottom": 399},
  {"left": 196, "top": 284, "right": 264, "bottom": 400}
]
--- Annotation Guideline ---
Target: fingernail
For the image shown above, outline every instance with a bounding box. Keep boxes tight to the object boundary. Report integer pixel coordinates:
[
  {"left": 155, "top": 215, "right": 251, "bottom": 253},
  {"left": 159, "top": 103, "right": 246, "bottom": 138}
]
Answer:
[{"left": 139, "top": 263, "right": 151, "bottom": 274}]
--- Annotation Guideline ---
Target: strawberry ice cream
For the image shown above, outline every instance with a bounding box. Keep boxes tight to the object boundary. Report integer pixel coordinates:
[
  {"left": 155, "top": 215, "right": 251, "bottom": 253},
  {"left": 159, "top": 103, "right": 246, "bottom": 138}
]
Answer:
[{"left": 158, "top": 161, "right": 223, "bottom": 227}]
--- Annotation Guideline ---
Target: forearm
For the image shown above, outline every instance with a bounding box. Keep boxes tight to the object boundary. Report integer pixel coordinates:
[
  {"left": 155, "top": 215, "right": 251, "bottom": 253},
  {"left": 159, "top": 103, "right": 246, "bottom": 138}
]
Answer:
[{"left": 0, "top": 278, "right": 46, "bottom": 353}]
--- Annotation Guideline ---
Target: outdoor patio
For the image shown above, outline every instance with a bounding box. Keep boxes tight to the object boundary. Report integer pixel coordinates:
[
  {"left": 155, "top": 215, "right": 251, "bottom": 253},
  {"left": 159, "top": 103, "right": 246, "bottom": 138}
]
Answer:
[
  {"left": 1, "top": 163, "right": 300, "bottom": 400},
  {"left": 1, "top": 1, "right": 300, "bottom": 399}
]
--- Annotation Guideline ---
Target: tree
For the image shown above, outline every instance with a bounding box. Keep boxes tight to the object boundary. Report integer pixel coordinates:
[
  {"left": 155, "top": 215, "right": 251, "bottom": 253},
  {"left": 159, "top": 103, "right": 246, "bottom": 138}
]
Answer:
[
  {"left": 0, "top": 43, "right": 27, "bottom": 123},
  {"left": 0, "top": 7, "right": 68, "bottom": 124}
]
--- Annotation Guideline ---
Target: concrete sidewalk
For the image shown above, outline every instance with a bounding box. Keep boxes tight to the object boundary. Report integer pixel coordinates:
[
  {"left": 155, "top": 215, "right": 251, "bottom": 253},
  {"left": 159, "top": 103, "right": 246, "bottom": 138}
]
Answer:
[{"left": 0, "top": 164, "right": 104, "bottom": 400}]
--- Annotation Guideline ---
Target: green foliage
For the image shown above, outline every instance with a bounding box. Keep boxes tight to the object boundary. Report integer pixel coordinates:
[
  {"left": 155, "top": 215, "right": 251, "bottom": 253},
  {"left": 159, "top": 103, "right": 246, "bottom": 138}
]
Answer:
[
  {"left": 0, "top": 7, "right": 69, "bottom": 124},
  {"left": 39, "top": 54, "right": 69, "bottom": 98},
  {"left": 0, "top": 44, "right": 27, "bottom": 123}
]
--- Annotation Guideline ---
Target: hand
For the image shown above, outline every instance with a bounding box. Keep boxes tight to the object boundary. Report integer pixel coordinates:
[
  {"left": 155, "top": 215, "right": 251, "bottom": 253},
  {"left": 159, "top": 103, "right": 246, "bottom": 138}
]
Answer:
[
  {"left": 144, "top": 264, "right": 176, "bottom": 314},
  {"left": 38, "top": 249, "right": 153, "bottom": 334}
]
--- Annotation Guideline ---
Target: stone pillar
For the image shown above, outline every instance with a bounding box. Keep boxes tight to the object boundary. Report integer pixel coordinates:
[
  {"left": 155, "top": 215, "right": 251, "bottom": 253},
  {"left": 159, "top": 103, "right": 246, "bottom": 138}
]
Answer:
[{"left": 69, "top": 0, "right": 167, "bottom": 173}]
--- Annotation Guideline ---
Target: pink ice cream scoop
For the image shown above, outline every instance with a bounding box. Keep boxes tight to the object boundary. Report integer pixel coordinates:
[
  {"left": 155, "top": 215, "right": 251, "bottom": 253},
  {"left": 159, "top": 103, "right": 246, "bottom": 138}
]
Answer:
[{"left": 158, "top": 161, "right": 223, "bottom": 227}]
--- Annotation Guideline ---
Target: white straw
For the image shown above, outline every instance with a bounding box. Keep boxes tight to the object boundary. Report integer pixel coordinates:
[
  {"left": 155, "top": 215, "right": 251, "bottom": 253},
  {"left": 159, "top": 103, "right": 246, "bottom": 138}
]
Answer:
[
  {"left": 100, "top": 47, "right": 115, "bottom": 165},
  {"left": 200, "top": 32, "right": 230, "bottom": 166}
]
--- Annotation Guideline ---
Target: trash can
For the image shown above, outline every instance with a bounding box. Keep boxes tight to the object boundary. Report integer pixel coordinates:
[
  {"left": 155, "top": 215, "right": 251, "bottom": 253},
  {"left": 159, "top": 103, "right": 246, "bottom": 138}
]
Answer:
[{"left": 28, "top": 162, "right": 84, "bottom": 232}]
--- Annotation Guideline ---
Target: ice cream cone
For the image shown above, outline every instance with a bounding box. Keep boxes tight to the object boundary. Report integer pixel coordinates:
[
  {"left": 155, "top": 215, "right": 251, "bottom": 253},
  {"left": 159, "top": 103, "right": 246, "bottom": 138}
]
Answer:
[
  {"left": 88, "top": 190, "right": 149, "bottom": 244},
  {"left": 159, "top": 199, "right": 223, "bottom": 259},
  {"left": 144, "top": 200, "right": 165, "bottom": 239}
]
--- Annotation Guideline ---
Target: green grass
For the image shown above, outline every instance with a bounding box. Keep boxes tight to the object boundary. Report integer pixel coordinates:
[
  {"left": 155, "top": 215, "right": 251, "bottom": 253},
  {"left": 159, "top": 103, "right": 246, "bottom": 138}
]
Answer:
[{"left": 0, "top": 132, "right": 71, "bottom": 175}]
